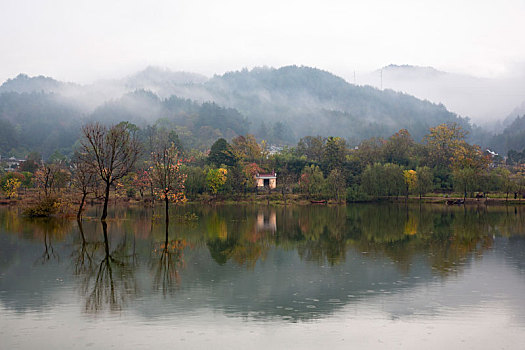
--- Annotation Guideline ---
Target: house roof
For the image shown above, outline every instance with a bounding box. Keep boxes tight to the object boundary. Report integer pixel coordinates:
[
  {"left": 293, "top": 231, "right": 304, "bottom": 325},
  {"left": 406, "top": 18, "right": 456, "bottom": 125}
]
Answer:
[{"left": 255, "top": 172, "right": 277, "bottom": 179}]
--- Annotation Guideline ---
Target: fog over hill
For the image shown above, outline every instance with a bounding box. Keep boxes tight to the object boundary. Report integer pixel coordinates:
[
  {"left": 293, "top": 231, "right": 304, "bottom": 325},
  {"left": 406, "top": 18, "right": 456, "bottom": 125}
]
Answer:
[
  {"left": 0, "top": 64, "right": 509, "bottom": 157},
  {"left": 360, "top": 64, "right": 525, "bottom": 128}
]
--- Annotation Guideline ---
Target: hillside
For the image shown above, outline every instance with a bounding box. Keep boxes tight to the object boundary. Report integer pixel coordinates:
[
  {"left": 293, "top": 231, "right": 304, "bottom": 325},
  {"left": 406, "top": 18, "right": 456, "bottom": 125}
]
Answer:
[
  {"left": 201, "top": 66, "right": 467, "bottom": 143},
  {"left": 0, "top": 74, "right": 67, "bottom": 94},
  {"left": 0, "top": 65, "right": 474, "bottom": 158},
  {"left": 488, "top": 115, "right": 525, "bottom": 154}
]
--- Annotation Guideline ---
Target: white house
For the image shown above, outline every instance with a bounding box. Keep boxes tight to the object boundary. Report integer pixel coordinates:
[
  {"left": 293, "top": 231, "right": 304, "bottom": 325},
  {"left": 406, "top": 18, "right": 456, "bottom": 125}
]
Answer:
[{"left": 255, "top": 172, "right": 277, "bottom": 189}]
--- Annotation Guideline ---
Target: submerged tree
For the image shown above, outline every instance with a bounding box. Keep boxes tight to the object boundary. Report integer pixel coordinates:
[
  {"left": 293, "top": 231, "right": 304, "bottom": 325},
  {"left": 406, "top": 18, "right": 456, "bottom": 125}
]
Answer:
[
  {"left": 80, "top": 122, "right": 141, "bottom": 221},
  {"left": 71, "top": 153, "right": 98, "bottom": 220},
  {"left": 150, "top": 142, "right": 187, "bottom": 224}
]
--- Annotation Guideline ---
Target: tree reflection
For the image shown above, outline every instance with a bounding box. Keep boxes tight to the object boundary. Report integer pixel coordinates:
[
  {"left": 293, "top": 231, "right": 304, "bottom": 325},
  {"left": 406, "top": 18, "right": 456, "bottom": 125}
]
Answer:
[
  {"left": 344, "top": 205, "right": 497, "bottom": 275},
  {"left": 205, "top": 209, "right": 272, "bottom": 268},
  {"left": 71, "top": 220, "right": 102, "bottom": 276},
  {"left": 31, "top": 218, "right": 72, "bottom": 265},
  {"left": 2, "top": 203, "right": 525, "bottom": 317},
  {"left": 83, "top": 221, "right": 137, "bottom": 313},
  {"left": 152, "top": 224, "right": 185, "bottom": 296},
  {"left": 193, "top": 204, "right": 504, "bottom": 274}
]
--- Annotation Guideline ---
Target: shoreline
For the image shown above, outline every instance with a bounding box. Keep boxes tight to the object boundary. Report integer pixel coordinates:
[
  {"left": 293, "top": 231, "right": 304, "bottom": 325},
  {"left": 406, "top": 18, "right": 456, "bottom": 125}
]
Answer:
[{"left": 1, "top": 192, "right": 525, "bottom": 208}]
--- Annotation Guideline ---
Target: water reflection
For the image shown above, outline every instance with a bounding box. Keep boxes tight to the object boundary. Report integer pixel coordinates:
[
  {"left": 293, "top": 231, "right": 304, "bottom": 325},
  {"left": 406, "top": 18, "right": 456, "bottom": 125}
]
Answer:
[
  {"left": 151, "top": 224, "right": 186, "bottom": 296},
  {"left": 1, "top": 204, "right": 525, "bottom": 320},
  {"left": 72, "top": 220, "right": 138, "bottom": 313}
]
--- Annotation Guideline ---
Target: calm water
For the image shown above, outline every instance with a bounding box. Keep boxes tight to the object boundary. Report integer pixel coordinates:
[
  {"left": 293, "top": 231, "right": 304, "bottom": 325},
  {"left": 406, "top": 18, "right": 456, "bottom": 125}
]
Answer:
[{"left": 1, "top": 203, "right": 525, "bottom": 349}]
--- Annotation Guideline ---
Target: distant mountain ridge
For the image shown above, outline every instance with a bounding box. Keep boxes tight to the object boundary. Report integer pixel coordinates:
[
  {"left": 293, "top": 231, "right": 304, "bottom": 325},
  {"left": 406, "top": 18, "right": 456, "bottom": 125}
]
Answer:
[
  {"left": 0, "top": 73, "right": 71, "bottom": 93},
  {"left": 199, "top": 66, "right": 465, "bottom": 142},
  {"left": 0, "top": 65, "right": 476, "bottom": 157},
  {"left": 360, "top": 64, "right": 525, "bottom": 124}
]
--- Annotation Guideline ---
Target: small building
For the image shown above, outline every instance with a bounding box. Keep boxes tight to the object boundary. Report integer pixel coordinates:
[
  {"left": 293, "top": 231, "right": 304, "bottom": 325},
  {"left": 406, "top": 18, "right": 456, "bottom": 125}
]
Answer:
[
  {"left": 2, "top": 156, "right": 24, "bottom": 172},
  {"left": 255, "top": 172, "right": 277, "bottom": 189}
]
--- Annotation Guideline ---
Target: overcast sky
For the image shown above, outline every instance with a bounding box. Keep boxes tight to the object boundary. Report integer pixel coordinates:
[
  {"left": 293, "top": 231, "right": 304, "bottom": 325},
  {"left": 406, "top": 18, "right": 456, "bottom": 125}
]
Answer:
[{"left": 1, "top": 0, "right": 525, "bottom": 83}]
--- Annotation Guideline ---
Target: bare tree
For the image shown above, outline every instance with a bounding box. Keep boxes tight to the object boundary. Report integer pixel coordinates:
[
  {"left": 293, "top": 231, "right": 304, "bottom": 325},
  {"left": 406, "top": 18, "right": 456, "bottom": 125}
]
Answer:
[
  {"left": 34, "top": 161, "right": 68, "bottom": 198},
  {"left": 71, "top": 153, "right": 99, "bottom": 220},
  {"left": 80, "top": 122, "right": 141, "bottom": 221}
]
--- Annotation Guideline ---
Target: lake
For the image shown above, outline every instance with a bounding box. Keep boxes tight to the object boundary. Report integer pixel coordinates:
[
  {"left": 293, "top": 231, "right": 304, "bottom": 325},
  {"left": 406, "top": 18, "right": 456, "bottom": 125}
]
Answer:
[{"left": 1, "top": 203, "right": 525, "bottom": 349}]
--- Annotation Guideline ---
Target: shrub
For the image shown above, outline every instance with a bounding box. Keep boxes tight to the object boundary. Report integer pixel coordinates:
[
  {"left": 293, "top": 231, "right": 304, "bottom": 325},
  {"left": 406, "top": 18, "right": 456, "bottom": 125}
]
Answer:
[
  {"left": 346, "top": 185, "right": 370, "bottom": 202},
  {"left": 23, "top": 197, "right": 60, "bottom": 217}
]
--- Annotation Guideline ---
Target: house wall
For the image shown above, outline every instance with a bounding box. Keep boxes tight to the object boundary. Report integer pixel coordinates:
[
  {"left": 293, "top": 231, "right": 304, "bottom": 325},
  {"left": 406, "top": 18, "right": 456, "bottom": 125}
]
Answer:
[{"left": 255, "top": 177, "right": 277, "bottom": 189}]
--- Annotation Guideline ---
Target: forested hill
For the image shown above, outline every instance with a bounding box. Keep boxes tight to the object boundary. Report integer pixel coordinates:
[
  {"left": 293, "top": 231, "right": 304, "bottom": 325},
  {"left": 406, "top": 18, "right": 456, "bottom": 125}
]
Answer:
[
  {"left": 0, "top": 65, "right": 472, "bottom": 158},
  {"left": 202, "top": 66, "right": 468, "bottom": 143},
  {"left": 0, "top": 74, "right": 67, "bottom": 94},
  {"left": 488, "top": 115, "right": 525, "bottom": 154}
]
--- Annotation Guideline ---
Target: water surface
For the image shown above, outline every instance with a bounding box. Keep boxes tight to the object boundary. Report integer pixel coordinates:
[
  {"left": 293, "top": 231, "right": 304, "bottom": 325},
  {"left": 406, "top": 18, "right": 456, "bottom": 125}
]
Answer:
[{"left": 1, "top": 203, "right": 525, "bottom": 349}]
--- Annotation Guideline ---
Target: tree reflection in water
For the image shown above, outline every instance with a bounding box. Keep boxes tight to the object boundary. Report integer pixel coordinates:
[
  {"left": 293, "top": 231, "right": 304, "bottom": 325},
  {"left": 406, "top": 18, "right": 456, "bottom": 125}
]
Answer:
[
  {"left": 31, "top": 218, "right": 72, "bottom": 265},
  {"left": 2, "top": 204, "right": 525, "bottom": 316},
  {"left": 152, "top": 224, "right": 185, "bottom": 296},
  {"left": 82, "top": 221, "right": 137, "bottom": 313},
  {"left": 71, "top": 220, "right": 102, "bottom": 276}
]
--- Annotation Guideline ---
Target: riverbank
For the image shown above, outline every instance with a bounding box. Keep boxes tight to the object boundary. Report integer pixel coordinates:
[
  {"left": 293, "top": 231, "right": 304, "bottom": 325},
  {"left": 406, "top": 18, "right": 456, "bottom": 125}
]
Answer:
[{"left": 2, "top": 189, "right": 525, "bottom": 210}]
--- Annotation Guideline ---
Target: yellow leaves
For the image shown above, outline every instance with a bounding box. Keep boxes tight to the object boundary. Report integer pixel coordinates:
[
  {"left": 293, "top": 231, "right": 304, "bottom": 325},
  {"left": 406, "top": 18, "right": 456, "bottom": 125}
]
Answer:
[
  {"left": 206, "top": 168, "right": 228, "bottom": 195},
  {"left": 2, "top": 178, "right": 21, "bottom": 198},
  {"left": 450, "top": 143, "right": 488, "bottom": 172},
  {"left": 403, "top": 169, "right": 417, "bottom": 191},
  {"left": 425, "top": 123, "right": 468, "bottom": 169}
]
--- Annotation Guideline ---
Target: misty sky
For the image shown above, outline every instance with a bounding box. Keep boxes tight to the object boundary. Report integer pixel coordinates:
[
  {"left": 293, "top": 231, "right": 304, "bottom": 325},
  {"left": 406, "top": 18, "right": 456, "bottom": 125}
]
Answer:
[{"left": 1, "top": 0, "right": 525, "bottom": 83}]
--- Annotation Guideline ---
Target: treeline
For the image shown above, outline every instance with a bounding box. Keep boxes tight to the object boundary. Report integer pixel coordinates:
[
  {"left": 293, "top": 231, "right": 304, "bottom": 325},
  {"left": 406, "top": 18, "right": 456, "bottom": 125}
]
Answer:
[
  {"left": 183, "top": 124, "right": 523, "bottom": 202},
  {"left": 3, "top": 122, "right": 525, "bottom": 216}
]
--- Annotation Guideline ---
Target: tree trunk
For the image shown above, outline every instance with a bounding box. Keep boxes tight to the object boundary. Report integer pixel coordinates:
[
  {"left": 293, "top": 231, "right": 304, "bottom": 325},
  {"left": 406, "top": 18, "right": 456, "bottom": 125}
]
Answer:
[
  {"left": 77, "top": 192, "right": 87, "bottom": 220},
  {"left": 165, "top": 196, "right": 170, "bottom": 225},
  {"left": 150, "top": 182, "right": 155, "bottom": 204},
  {"left": 77, "top": 219, "right": 85, "bottom": 241},
  {"left": 101, "top": 181, "right": 110, "bottom": 221},
  {"left": 165, "top": 221, "right": 169, "bottom": 250},
  {"left": 102, "top": 220, "right": 110, "bottom": 258}
]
